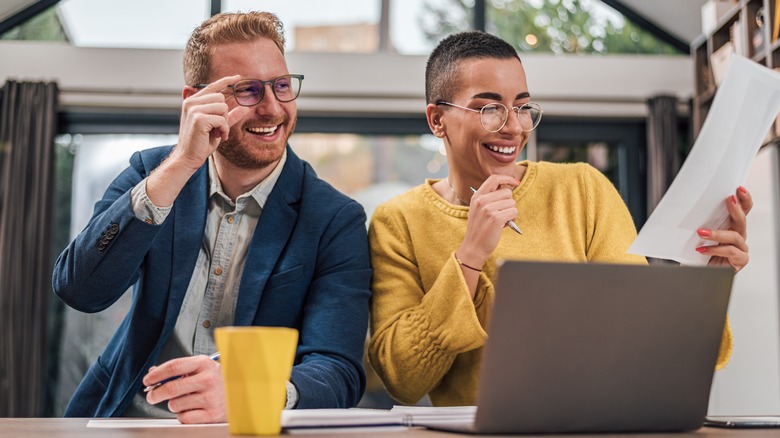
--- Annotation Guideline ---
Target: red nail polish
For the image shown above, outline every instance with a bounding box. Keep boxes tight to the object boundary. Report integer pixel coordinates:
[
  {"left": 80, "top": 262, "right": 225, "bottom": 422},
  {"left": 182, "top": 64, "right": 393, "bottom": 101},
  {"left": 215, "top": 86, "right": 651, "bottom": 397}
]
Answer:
[
  {"left": 738, "top": 186, "right": 747, "bottom": 194},
  {"left": 731, "top": 195, "right": 738, "bottom": 205},
  {"left": 697, "top": 228, "right": 711, "bottom": 237},
  {"left": 695, "top": 246, "right": 708, "bottom": 253}
]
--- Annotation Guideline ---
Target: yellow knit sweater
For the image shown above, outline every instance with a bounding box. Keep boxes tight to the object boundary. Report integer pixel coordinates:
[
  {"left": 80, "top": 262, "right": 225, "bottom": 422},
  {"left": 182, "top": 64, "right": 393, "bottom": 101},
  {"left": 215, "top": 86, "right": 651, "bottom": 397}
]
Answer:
[{"left": 368, "top": 161, "right": 732, "bottom": 406}]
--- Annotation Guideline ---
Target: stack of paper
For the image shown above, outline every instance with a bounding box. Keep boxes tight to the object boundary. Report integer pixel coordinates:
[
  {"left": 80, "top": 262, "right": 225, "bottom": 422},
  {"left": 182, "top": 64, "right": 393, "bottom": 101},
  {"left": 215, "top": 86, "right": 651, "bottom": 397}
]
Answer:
[
  {"left": 282, "top": 406, "right": 478, "bottom": 430},
  {"left": 391, "top": 405, "right": 476, "bottom": 428},
  {"left": 281, "top": 408, "right": 405, "bottom": 429},
  {"left": 88, "top": 406, "right": 480, "bottom": 432}
]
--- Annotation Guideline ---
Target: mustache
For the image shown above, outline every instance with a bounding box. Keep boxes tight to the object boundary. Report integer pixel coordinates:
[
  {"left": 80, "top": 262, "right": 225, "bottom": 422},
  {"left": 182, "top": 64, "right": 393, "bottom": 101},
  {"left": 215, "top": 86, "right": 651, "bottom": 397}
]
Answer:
[{"left": 239, "top": 116, "right": 287, "bottom": 130}]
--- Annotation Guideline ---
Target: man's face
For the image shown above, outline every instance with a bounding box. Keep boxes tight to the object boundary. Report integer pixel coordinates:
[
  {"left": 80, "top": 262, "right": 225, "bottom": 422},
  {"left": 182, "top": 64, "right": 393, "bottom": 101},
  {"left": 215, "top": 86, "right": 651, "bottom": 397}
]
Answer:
[{"left": 209, "top": 38, "right": 297, "bottom": 170}]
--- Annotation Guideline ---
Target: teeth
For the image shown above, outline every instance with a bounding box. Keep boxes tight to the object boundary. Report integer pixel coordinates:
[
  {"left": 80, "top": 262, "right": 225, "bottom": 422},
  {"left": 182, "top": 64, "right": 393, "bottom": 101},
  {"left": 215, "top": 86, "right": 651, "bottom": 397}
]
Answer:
[
  {"left": 247, "top": 126, "right": 278, "bottom": 134},
  {"left": 486, "top": 144, "right": 516, "bottom": 154}
]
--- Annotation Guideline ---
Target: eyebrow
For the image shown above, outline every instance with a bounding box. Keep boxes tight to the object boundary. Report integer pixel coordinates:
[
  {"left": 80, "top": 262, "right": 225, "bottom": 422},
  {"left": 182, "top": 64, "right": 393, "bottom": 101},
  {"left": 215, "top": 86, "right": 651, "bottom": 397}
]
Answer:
[{"left": 471, "top": 91, "right": 531, "bottom": 101}]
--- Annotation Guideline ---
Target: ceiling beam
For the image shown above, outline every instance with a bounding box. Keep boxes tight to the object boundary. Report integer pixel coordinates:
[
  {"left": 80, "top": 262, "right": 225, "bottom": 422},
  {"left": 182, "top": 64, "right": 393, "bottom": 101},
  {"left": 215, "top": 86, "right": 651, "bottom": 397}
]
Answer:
[
  {"left": 0, "top": 0, "right": 60, "bottom": 37},
  {"left": 600, "top": 0, "right": 690, "bottom": 54}
]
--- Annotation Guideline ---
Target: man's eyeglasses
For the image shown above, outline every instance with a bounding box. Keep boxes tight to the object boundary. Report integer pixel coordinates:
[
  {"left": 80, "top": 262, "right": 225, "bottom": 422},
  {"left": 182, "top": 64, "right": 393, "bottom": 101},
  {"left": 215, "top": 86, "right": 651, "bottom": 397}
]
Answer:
[
  {"left": 194, "top": 74, "right": 304, "bottom": 106},
  {"left": 436, "top": 101, "right": 543, "bottom": 133}
]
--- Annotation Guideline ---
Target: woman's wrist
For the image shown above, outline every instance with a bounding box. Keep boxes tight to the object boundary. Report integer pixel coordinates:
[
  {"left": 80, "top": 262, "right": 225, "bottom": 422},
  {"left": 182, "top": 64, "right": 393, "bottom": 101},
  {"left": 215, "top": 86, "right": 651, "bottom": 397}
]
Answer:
[{"left": 454, "top": 246, "right": 486, "bottom": 272}]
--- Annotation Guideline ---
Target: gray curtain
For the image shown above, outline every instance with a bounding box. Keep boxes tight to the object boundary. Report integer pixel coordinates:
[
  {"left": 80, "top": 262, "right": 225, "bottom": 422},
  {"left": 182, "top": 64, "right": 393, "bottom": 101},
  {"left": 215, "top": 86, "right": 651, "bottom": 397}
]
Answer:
[
  {"left": 646, "top": 95, "right": 681, "bottom": 214},
  {"left": 0, "top": 80, "right": 58, "bottom": 416}
]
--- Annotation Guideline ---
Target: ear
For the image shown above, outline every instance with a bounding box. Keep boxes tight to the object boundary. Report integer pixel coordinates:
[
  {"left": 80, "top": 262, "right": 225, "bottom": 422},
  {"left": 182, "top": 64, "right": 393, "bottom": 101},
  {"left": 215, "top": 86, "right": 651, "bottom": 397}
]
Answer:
[
  {"left": 182, "top": 86, "right": 199, "bottom": 101},
  {"left": 426, "top": 103, "right": 446, "bottom": 138}
]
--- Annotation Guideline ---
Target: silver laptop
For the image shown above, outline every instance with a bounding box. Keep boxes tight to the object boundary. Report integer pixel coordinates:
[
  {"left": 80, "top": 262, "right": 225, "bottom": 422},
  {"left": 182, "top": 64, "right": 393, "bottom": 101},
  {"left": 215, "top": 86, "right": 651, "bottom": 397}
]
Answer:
[{"left": 430, "top": 261, "right": 733, "bottom": 434}]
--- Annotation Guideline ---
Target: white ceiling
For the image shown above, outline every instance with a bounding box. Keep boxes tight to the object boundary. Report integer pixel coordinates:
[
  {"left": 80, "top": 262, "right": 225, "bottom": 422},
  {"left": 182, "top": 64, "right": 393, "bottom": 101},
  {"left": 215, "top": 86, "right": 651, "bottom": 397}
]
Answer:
[
  {"left": 616, "top": 0, "right": 709, "bottom": 45},
  {"left": 1, "top": 0, "right": 709, "bottom": 48}
]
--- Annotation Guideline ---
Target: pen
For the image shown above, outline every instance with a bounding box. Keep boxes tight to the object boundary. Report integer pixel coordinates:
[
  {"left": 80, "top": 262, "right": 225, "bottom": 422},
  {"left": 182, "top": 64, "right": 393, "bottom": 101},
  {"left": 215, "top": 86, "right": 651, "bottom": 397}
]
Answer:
[
  {"left": 469, "top": 187, "right": 523, "bottom": 235},
  {"left": 143, "top": 352, "right": 221, "bottom": 393}
]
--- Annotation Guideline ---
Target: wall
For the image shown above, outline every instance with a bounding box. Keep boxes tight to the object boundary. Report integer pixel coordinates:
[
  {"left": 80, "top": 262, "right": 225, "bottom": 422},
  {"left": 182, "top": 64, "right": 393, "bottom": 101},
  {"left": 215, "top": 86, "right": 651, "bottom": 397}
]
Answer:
[
  {"left": 708, "top": 144, "right": 780, "bottom": 414},
  {"left": 0, "top": 41, "right": 694, "bottom": 118}
]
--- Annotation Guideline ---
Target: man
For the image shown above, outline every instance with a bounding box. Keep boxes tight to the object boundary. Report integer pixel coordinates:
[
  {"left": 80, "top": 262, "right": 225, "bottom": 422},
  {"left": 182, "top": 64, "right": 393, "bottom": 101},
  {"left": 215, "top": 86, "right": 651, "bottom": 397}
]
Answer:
[{"left": 53, "top": 11, "right": 371, "bottom": 423}]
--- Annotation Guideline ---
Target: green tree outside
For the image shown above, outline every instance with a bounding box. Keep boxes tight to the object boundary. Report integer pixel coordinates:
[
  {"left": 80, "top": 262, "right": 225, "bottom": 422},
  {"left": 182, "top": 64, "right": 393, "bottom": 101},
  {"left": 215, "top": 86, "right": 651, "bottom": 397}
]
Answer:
[
  {"left": 1, "top": 7, "right": 66, "bottom": 42},
  {"left": 422, "top": 0, "right": 681, "bottom": 55}
]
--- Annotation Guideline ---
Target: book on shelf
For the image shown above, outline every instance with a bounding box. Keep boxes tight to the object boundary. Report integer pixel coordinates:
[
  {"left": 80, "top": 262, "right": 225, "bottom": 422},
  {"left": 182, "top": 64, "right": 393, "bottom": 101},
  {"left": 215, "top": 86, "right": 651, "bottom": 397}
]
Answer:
[
  {"left": 731, "top": 21, "right": 744, "bottom": 55},
  {"left": 701, "top": 0, "right": 735, "bottom": 35},
  {"left": 710, "top": 41, "right": 735, "bottom": 86},
  {"left": 774, "top": 0, "right": 780, "bottom": 43},
  {"left": 753, "top": 7, "right": 767, "bottom": 54}
]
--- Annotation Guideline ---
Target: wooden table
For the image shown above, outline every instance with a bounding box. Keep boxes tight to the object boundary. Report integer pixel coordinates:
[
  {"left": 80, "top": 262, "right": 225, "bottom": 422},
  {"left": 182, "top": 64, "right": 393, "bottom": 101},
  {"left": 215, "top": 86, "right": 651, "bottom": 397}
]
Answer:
[{"left": 3, "top": 418, "right": 780, "bottom": 438}]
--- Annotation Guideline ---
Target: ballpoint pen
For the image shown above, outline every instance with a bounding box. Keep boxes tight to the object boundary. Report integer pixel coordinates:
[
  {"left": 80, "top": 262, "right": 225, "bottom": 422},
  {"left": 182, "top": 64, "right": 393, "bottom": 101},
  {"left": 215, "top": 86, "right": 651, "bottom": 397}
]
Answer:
[
  {"left": 143, "top": 352, "right": 221, "bottom": 392},
  {"left": 469, "top": 187, "right": 523, "bottom": 235}
]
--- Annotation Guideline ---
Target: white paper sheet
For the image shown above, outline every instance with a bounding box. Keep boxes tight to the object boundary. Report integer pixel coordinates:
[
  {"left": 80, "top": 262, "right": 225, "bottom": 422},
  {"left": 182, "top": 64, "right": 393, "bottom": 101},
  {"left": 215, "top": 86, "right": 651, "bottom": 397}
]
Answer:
[
  {"left": 87, "top": 418, "right": 225, "bottom": 428},
  {"left": 629, "top": 55, "right": 780, "bottom": 265},
  {"left": 281, "top": 408, "right": 405, "bottom": 428}
]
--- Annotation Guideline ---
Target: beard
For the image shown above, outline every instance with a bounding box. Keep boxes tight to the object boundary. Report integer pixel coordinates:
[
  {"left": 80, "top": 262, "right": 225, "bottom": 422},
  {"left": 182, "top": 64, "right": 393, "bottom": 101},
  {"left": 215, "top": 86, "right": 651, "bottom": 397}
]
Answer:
[{"left": 217, "top": 116, "right": 296, "bottom": 170}]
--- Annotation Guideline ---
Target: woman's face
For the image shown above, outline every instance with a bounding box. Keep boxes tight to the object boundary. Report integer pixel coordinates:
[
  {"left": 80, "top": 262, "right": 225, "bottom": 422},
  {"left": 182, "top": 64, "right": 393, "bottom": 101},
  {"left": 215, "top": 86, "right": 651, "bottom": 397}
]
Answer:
[{"left": 433, "top": 57, "right": 532, "bottom": 185}]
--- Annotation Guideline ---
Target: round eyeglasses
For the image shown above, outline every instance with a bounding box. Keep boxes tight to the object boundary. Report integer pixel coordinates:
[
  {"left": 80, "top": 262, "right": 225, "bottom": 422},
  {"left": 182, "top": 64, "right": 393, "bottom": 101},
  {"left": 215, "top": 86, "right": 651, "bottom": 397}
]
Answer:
[
  {"left": 194, "top": 74, "right": 304, "bottom": 106},
  {"left": 436, "top": 101, "right": 543, "bottom": 133}
]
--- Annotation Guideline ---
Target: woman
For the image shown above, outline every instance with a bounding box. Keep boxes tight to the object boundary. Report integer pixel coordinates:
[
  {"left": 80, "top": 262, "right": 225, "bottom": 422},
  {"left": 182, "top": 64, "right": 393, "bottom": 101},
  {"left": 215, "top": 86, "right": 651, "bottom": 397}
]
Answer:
[{"left": 367, "top": 31, "right": 751, "bottom": 407}]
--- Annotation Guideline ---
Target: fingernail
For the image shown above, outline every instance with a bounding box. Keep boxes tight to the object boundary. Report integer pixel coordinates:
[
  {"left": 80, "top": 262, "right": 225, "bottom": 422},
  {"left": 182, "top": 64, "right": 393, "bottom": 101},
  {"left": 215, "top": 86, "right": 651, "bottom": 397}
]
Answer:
[
  {"left": 514, "top": 179, "right": 521, "bottom": 184},
  {"left": 695, "top": 246, "right": 708, "bottom": 253},
  {"left": 731, "top": 195, "right": 738, "bottom": 205},
  {"left": 738, "top": 186, "right": 747, "bottom": 194},
  {"left": 697, "top": 228, "right": 711, "bottom": 237}
]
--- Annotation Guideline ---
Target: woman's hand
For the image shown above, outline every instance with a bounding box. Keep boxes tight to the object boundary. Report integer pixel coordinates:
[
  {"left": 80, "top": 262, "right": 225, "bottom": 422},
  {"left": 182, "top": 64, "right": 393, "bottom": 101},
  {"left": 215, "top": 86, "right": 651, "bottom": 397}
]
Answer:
[
  {"left": 696, "top": 187, "right": 753, "bottom": 273},
  {"left": 457, "top": 174, "right": 520, "bottom": 270}
]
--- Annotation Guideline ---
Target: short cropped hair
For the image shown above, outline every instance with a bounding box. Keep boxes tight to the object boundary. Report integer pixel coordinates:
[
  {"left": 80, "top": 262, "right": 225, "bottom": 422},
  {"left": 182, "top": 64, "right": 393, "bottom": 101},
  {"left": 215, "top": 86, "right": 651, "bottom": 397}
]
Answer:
[
  {"left": 183, "top": 11, "right": 286, "bottom": 86},
  {"left": 425, "top": 31, "right": 521, "bottom": 104}
]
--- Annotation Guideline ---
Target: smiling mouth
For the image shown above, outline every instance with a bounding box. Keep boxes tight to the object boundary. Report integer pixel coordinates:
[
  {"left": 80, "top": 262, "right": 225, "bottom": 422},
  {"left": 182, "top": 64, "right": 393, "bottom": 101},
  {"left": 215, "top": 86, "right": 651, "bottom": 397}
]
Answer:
[
  {"left": 246, "top": 125, "right": 279, "bottom": 136},
  {"left": 484, "top": 144, "right": 517, "bottom": 155}
]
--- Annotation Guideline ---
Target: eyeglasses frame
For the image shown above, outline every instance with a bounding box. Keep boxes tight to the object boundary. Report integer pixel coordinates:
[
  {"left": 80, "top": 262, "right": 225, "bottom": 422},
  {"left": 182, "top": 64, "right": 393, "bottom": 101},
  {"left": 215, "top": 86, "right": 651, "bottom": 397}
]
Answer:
[
  {"left": 193, "top": 74, "right": 305, "bottom": 106},
  {"left": 435, "top": 101, "right": 543, "bottom": 132}
]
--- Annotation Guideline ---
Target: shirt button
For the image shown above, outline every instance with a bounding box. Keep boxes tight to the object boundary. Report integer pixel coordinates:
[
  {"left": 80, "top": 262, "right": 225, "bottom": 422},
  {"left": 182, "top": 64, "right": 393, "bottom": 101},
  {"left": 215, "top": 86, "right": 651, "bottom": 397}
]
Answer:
[
  {"left": 203, "top": 320, "right": 211, "bottom": 328},
  {"left": 214, "top": 267, "right": 223, "bottom": 275},
  {"left": 227, "top": 216, "right": 235, "bottom": 224}
]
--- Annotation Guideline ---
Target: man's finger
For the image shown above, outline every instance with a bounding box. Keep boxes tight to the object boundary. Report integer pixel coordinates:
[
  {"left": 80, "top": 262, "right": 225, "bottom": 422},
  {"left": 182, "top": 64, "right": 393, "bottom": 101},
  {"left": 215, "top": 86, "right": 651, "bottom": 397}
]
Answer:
[
  {"left": 227, "top": 105, "right": 253, "bottom": 128},
  {"left": 195, "top": 74, "right": 242, "bottom": 95}
]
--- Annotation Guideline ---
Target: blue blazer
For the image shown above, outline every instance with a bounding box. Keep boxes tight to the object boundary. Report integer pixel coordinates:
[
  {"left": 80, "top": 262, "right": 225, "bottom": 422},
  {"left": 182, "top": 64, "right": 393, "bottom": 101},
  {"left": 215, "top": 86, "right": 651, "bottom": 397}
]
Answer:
[{"left": 53, "top": 145, "right": 372, "bottom": 417}]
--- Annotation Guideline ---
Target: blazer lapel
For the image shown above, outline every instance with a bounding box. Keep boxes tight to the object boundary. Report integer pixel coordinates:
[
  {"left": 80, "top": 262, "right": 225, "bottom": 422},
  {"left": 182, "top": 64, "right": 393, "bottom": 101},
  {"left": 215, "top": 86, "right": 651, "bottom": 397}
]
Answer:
[
  {"left": 234, "top": 147, "right": 303, "bottom": 326},
  {"left": 164, "top": 165, "right": 209, "bottom": 328}
]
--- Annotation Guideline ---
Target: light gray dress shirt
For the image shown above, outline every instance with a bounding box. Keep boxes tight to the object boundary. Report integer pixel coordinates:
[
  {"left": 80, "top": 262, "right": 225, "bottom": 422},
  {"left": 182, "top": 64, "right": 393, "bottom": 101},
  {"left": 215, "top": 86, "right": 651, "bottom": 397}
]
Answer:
[{"left": 124, "top": 151, "right": 299, "bottom": 417}]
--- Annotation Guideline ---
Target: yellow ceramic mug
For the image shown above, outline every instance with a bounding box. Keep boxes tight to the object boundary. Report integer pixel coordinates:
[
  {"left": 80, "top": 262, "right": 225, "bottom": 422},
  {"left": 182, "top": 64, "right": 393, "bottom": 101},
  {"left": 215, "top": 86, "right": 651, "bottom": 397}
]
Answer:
[{"left": 215, "top": 326, "right": 298, "bottom": 435}]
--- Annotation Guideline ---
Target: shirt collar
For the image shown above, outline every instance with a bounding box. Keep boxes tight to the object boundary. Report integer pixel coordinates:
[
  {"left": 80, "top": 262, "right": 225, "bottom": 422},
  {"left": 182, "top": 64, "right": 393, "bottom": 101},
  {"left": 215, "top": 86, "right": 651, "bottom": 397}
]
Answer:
[{"left": 207, "top": 148, "right": 288, "bottom": 209}]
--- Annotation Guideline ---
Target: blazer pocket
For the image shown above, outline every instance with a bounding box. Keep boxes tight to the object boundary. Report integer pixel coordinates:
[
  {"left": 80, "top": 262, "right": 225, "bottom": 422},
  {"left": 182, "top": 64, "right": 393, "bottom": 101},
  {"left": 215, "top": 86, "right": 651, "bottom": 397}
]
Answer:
[{"left": 266, "top": 264, "right": 303, "bottom": 290}]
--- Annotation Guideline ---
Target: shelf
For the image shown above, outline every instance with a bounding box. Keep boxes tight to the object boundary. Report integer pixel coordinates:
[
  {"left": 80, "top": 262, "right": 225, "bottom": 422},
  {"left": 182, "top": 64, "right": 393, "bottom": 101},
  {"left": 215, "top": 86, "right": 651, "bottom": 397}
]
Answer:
[
  {"left": 693, "top": 0, "right": 778, "bottom": 141},
  {"left": 753, "top": 52, "right": 768, "bottom": 62},
  {"left": 709, "top": 3, "right": 744, "bottom": 38}
]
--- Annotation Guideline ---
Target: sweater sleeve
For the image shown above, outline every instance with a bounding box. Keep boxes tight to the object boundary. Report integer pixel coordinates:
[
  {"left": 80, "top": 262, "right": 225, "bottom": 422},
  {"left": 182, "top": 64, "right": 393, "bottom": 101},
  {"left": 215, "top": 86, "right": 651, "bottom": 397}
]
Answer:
[
  {"left": 581, "top": 164, "right": 647, "bottom": 265},
  {"left": 367, "top": 204, "right": 488, "bottom": 405}
]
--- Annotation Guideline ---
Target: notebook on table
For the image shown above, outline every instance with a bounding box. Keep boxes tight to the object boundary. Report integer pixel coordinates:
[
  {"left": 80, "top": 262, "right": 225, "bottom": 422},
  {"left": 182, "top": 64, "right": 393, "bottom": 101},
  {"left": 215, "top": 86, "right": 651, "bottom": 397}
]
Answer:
[{"left": 427, "top": 260, "right": 734, "bottom": 434}]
